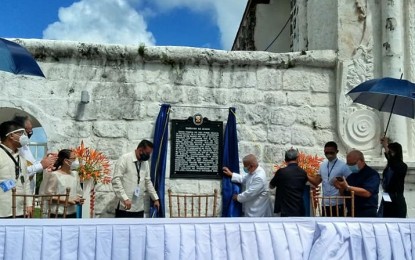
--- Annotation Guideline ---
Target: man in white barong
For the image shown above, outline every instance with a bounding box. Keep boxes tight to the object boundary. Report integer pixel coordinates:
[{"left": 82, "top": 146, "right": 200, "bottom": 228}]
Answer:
[
  {"left": 13, "top": 116, "right": 56, "bottom": 194},
  {"left": 223, "top": 154, "right": 272, "bottom": 217}
]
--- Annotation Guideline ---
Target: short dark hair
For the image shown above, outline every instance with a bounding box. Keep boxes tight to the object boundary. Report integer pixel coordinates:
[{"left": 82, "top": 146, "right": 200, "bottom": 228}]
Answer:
[
  {"left": 12, "top": 115, "right": 29, "bottom": 127},
  {"left": 324, "top": 141, "right": 338, "bottom": 150},
  {"left": 0, "top": 121, "right": 24, "bottom": 141},
  {"left": 285, "top": 148, "right": 298, "bottom": 162},
  {"left": 137, "top": 139, "right": 153, "bottom": 149}
]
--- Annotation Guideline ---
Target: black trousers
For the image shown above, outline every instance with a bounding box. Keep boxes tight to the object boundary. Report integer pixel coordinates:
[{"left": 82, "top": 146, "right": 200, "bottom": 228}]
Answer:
[
  {"left": 381, "top": 196, "right": 407, "bottom": 218},
  {"left": 115, "top": 209, "right": 144, "bottom": 218},
  {"left": 50, "top": 212, "right": 77, "bottom": 218}
]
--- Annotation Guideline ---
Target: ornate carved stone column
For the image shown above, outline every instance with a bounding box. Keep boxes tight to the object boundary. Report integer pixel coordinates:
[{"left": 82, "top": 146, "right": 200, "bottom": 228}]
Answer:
[
  {"left": 381, "top": 0, "right": 409, "bottom": 157},
  {"left": 337, "top": 0, "right": 382, "bottom": 159}
]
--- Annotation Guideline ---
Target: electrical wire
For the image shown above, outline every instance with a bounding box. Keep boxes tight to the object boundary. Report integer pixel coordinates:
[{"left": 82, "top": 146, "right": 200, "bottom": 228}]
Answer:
[{"left": 264, "top": 14, "right": 293, "bottom": 51}]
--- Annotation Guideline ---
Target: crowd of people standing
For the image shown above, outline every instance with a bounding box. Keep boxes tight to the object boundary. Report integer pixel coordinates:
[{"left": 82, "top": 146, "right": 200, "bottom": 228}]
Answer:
[
  {"left": 223, "top": 140, "right": 408, "bottom": 218},
  {"left": 0, "top": 115, "right": 409, "bottom": 219},
  {"left": 0, "top": 117, "right": 160, "bottom": 218}
]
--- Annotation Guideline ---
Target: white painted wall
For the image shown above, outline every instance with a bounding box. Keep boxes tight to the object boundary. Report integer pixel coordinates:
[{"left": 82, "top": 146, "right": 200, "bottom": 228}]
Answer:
[
  {"left": 0, "top": 40, "right": 341, "bottom": 217},
  {"left": 2, "top": 38, "right": 415, "bottom": 218}
]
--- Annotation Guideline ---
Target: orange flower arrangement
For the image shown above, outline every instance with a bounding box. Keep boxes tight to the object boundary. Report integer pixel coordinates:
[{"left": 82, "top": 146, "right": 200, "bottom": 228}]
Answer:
[
  {"left": 73, "top": 141, "right": 111, "bottom": 184},
  {"left": 274, "top": 151, "right": 324, "bottom": 176}
]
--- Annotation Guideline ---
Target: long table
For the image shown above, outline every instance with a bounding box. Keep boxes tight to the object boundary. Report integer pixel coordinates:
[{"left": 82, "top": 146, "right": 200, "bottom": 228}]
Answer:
[{"left": 1, "top": 217, "right": 414, "bottom": 260}]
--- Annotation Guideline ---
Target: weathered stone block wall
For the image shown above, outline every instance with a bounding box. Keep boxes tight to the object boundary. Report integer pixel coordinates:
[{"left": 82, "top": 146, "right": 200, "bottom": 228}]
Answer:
[
  {"left": 234, "top": 0, "right": 415, "bottom": 217},
  {"left": 5, "top": 39, "right": 409, "bottom": 218}
]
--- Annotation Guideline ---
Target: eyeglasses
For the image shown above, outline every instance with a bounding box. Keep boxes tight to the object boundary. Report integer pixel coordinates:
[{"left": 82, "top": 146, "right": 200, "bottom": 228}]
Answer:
[
  {"left": 6, "top": 128, "right": 25, "bottom": 136},
  {"left": 324, "top": 151, "right": 336, "bottom": 155}
]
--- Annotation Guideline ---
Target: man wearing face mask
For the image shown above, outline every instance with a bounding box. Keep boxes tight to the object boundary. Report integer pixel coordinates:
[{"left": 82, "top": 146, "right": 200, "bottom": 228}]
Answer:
[
  {"left": 13, "top": 116, "right": 57, "bottom": 194},
  {"left": 315, "top": 142, "right": 351, "bottom": 216},
  {"left": 334, "top": 150, "right": 380, "bottom": 217},
  {"left": 112, "top": 139, "right": 160, "bottom": 218},
  {"left": 0, "top": 121, "right": 32, "bottom": 218},
  {"left": 222, "top": 154, "right": 272, "bottom": 217}
]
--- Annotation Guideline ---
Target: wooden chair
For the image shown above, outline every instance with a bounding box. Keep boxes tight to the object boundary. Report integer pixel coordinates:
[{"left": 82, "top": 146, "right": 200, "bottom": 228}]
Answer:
[
  {"left": 12, "top": 187, "right": 71, "bottom": 218},
  {"left": 310, "top": 190, "right": 355, "bottom": 217},
  {"left": 168, "top": 189, "right": 218, "bottom": 218}
]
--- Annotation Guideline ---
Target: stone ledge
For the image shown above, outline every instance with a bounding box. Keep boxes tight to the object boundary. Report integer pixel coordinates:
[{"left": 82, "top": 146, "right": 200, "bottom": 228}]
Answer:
[{"left": 10, "top": 38, "right": 337, "bottom": 68}]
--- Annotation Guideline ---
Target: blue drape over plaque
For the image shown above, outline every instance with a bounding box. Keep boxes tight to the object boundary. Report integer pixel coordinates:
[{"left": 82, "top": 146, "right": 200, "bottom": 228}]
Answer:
[
  {"left": 222, "top": 107, "right": 242, "bottom": 217},
  {"left": 150, "top": 104, "right": 171, "bottom": 218}
]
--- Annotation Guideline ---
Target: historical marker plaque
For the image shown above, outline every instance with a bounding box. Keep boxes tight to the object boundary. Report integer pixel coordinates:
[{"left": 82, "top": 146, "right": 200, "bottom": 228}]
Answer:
[{"left": 170, "top": 117, "right": 223, "bottom": 179}]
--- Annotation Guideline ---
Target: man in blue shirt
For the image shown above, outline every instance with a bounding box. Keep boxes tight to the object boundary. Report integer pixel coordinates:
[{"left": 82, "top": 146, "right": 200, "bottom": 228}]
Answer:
[
  {"left": 317, "top": 142, "right": 351, "bottom": 216},
  {"left": 335, "top": 150, "right": 380, "bottom": 217}
]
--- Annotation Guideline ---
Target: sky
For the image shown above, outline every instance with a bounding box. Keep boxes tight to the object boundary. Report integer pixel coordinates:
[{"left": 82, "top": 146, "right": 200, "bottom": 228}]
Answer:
[{"left": 0, "top": 0, "right": 248, "bottom": 50}]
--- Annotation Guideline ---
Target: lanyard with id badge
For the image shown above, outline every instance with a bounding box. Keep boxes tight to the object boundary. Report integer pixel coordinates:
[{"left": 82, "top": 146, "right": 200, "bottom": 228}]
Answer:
[
  {"left": 0, "top": 145, "right": 24, "bottom": 192},
  {"left": 134, "top": 161, "right": 141, "bottom": 197}
]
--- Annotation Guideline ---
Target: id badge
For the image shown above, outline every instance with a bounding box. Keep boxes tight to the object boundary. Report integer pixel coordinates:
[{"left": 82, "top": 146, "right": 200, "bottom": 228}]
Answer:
[
  {"left": 0, "top": 179, "right": 16, "bottom": 192},
  {"left": 382, "top": 192, "right": 392, "bottom": 202},
  {"left": 134, "top": 187, "right": 141, "bottom": 197}
]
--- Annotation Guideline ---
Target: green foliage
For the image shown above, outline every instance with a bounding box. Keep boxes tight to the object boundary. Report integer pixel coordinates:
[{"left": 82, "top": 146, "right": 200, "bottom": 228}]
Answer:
[
  {"left": 138, "top": 44, "right": 146, "bottom": 57},
  {"left": 161, "top": 52, "right": 176, "bottom": 67}
]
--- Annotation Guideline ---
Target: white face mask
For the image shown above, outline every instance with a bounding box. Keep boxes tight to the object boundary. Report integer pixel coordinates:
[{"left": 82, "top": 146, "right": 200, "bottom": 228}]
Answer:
[
  {"left": 6, "top": 128, "right": 29, "bottom": 147},
  {"left": 70, "top": 159, "right": 80, "bottom": 170},
  {"left": 18, "top": 135, "right": 29, "bottom": 147}
]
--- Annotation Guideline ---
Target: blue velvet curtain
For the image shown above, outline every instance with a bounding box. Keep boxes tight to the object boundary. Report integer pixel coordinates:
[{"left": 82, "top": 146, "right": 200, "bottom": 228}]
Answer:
[
  {"left": 221, "top": 107, "right": 242, "bottom": 217},
  {"left": 150, "top": 104, "right": 171, "bottom": 218}
]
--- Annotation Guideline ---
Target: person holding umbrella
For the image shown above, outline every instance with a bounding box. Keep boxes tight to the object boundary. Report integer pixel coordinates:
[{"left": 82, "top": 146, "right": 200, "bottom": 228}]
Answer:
[{"left": 378, "top": 137, "right": 407, "bottom": 218}]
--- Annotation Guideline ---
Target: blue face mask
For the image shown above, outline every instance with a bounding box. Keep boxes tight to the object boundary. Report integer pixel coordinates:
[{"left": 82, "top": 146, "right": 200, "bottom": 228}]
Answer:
[
  {"left": 140, "top": 152, "right": 150, "bottom": 161},
  {"left": 348, "top": 164, "right": 359, "bottom": 173},
  {"left": 243, "top": 167, "right": 249, "bottom": 173}
]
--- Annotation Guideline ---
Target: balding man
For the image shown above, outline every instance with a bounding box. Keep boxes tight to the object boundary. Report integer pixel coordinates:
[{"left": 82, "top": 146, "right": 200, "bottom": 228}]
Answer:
[
  {"left": 334, "top": 150, "right": 380, "bottom": 217},
  {"left": 269, "top": 149, "right": 321, "bottom": 217},
  {"left": 223, "top": 154, "right": 272, "bottom": 217}
]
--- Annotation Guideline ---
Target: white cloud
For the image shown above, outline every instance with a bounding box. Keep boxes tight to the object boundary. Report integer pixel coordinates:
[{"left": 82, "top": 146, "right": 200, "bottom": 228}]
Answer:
[
  {"left": 43, "top": 0, "right": 247, "bottom": 50},
  {"left": 149, "top": 0, "right": 247, "bottom": 50},
  {"left": 43, "top": 0, "right": 155, "bottom": 46},
  {"left": 211, "top": 0, "right": 247, "bottom": 50}
]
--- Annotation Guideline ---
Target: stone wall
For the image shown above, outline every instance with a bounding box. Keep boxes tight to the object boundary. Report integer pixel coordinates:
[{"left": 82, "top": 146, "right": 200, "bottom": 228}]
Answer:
[
  {"left": 3, "top": 39, "right": 412, "bottom": 218},
  {"left": 222, "top": 0, "right": 415, "bottom": 217}
]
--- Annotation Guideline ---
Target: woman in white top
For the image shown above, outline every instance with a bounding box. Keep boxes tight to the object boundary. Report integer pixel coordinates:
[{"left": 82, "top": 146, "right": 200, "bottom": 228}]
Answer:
[{"left": 40, "top": 149, "right": 83, "bottom": 218}]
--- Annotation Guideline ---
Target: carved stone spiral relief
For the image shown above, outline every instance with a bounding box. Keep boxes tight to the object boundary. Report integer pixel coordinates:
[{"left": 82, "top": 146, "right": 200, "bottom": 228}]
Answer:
[{"left": 345, "top": 109, "right": 381, "bottom": 150}]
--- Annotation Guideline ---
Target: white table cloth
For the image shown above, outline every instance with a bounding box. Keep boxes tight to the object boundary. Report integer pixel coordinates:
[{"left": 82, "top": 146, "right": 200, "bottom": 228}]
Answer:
[{"left": 0, "top": 217, "right": 414, "bottom": 260}]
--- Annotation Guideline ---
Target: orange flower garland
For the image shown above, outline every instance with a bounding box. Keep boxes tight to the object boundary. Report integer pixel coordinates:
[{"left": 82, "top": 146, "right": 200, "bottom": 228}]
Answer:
[
  {"left": 274, "top": 151, "right": 324, "bottom": 176},
  {"left": 73, "top": 141, "right": 111, "bottom": 184}
]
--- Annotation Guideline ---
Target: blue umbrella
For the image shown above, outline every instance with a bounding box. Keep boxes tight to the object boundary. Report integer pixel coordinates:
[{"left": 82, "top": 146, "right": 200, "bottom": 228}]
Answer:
[
  {"left": 347, "top": 77, "right": 415, "bottom": 136},
  {"left": 0, "top": 38, "right": 45, "bottom": 77}
]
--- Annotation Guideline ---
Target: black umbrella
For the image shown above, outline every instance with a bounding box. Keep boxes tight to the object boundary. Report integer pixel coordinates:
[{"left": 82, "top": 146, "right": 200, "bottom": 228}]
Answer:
[
  {"left": 347, "top": 77, "right": 415, "bottom": 136},
  {"left": 0, "top": 38, "right": 45, "bottom": 77}
]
